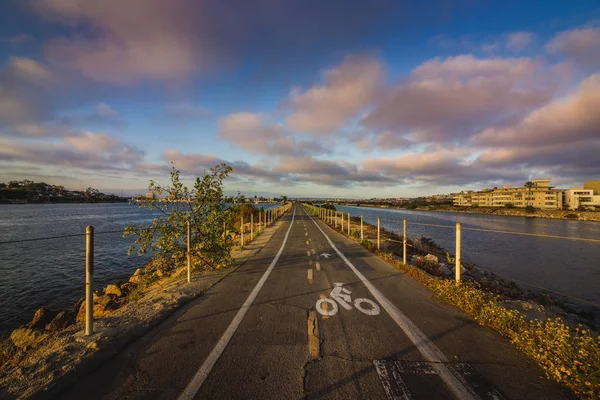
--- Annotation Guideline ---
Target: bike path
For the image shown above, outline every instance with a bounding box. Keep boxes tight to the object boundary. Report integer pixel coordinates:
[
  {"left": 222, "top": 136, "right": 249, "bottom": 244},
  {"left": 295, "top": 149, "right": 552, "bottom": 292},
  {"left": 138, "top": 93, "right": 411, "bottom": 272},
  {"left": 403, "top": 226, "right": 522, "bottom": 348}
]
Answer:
[
  {"left": 55, "top": 209, "right": 297, "bottom": 400},
  {"left": 302, "top": 206, "right": 574, "bottom": 400}
]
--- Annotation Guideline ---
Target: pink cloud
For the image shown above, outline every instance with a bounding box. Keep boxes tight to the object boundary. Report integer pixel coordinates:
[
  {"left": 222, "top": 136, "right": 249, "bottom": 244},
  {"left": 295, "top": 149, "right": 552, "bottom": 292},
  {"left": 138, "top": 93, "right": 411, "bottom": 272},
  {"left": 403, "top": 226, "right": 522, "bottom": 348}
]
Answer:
[
  {"left": 285, "top": 55, "right": 384, "bottom": 135},
  {"left": 546, "top": 27, "right": 600, "bottom": 68},
  {"left": 363, "top": 55, "right": 551, "bottom": 143},
  {"left": 473, "top": 73, "right": 600, "bottom": 147},
  {"left": 219, "top": 112, "right": 327, "bottom": 156}
]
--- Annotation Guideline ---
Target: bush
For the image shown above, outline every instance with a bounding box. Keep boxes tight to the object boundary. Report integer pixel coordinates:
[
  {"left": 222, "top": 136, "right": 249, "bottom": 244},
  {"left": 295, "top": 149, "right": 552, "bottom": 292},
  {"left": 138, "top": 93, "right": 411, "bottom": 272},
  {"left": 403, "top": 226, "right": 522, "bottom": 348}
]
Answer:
[
  {"left": 125, "top": 163, "right": 234, "bottom": 272},
  {"left": 350, "top": 229, "right": 360, "bottom": 239},
  {"left": 504, "top": 202, "right": 514, "bottom": 208},
  {"left": 525, "top": 205, "right": 535, "bottom": 213},
  {"left": 360, "top": 240, "right": 376, "bottom": 252}
]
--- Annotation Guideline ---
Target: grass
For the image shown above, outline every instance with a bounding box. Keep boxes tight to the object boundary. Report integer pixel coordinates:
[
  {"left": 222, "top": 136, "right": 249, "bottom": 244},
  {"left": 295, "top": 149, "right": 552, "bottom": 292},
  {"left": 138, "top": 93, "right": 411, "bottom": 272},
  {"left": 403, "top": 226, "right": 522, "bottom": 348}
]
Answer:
[{"left": 365, "top": 244, "right": 600, "bottom": 399}]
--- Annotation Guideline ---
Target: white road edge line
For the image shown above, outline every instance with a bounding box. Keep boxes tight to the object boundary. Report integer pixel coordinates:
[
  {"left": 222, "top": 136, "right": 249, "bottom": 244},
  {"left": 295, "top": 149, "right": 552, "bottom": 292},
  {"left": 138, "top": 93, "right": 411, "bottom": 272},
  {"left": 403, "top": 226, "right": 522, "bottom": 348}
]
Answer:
[
  {"left": 178, "top": 206, "right": 297, "bottom": 400},
  {"left": 304, "top": 207, "right": 479, "bottom": 400}
]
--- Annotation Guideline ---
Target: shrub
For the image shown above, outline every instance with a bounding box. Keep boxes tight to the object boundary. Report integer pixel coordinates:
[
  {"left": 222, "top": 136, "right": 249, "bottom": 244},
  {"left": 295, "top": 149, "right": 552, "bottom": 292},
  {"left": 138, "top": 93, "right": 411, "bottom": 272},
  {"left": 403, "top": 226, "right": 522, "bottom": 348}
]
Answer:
[
  {"left": 504, "top": 202, "right": 514, "bottom": 208},
  {"left": 125, "top": 163, "right": 234, "bottom": 272},
  {"left": 525, "top": 205, "right": 535, "bottom": 213},
  {"left": 360, "top": 240, "right": 376, "bottom": 253},
  {"left": 380, "top": 252, "right": 599, "bottom": 398}
]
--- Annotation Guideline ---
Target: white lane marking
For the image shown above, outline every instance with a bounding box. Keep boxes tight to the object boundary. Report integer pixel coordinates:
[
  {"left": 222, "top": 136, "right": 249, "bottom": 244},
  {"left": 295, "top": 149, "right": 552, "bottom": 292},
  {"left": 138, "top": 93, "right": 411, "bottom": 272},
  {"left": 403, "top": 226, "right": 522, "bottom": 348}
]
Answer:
[
  {"left": 304, "top": 208, "right": 478, "bottom": 400},
  {"left": 178, "top": 207, "right": 297, "bottom": 400},
  {"left": 320, "top": 253, "right": 332, "bottom": 258}
]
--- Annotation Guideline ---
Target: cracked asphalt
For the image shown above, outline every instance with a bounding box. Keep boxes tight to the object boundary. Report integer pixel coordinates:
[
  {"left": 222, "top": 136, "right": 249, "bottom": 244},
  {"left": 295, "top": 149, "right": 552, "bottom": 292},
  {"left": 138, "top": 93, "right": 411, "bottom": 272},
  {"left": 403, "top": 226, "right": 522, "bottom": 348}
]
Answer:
[{"left": 55, "top": 204, "right": 574, "bottom": 400}]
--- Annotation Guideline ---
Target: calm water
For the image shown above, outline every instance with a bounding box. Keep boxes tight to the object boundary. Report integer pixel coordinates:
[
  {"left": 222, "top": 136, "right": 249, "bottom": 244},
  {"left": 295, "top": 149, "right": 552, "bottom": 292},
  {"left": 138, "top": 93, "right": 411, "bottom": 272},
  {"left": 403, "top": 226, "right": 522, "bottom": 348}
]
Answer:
[
  {"left": 335, "top": 206, "right": 600, "bottom": 306},
  {"left": 0, "top": 202, "right": 281, "bottom": 335}
]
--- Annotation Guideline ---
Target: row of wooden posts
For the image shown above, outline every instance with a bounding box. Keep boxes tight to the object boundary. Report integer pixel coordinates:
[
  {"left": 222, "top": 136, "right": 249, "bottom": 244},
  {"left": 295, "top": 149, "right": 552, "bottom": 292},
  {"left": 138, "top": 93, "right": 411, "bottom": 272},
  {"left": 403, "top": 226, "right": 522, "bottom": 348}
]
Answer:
[
  {"left": 306, "top": 204, "right": 462, "bottom": 284},
  {"left": 83, "top": 204, "right": 290, "bottom": 336},
  {"left": 239, "top": 204, "right": 289, "bottom": 247}
]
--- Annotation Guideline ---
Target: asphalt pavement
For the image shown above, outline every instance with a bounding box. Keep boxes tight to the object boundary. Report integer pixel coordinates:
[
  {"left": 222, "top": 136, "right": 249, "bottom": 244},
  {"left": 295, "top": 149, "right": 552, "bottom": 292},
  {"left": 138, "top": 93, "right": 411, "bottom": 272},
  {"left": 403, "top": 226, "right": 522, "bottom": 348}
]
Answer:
[{"left": 54, "top": 204, "right": 574, "bottom": 400}]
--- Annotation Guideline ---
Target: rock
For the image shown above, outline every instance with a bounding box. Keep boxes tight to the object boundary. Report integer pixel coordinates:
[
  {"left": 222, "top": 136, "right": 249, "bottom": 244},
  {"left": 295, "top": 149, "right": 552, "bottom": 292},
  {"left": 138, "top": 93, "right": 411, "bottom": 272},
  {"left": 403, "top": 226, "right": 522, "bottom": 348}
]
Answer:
[
  {"left": 410, "top": 255, "right": 419, "bottom": 264},
  {"left": 45, "top": 311, "right": 75, "bottom": 332},
  {"left": 10, "top": 328, "right": 44, "bottom": 349},
  {"left": 27, "top": 307, "right": 57, "bottom": 330},
  {"left": 105, "top": 283, "right": 122, "bottom": 297},
  {"left": 423, "top": 254, "right": 438, "bottom": 264},
  {"left": 129, "top": 268, "right": 143, "bottom": 284},
  {"left": 437, "top": 263, "right": 452, "bottom": 275},
  {"left": 73, "top": 297, "right": 84, "bottom": 313},
  {"left": 76, "top": 295, "right": 119, "bottom": 323}
]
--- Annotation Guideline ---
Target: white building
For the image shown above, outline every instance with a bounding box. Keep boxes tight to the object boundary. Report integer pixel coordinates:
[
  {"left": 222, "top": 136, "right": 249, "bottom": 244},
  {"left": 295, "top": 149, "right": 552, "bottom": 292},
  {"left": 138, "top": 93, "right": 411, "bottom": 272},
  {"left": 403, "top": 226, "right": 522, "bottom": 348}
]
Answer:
[{"left": 565, "top": 188, "right": 600, "bottom": 210}]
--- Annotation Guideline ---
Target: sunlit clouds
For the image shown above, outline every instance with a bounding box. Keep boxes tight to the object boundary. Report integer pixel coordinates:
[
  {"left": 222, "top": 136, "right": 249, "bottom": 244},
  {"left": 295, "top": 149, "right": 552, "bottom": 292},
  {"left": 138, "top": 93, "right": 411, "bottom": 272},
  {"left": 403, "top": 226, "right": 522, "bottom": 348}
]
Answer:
[{"left": 1, "top": 1, "right": 599, "bottom": 196}]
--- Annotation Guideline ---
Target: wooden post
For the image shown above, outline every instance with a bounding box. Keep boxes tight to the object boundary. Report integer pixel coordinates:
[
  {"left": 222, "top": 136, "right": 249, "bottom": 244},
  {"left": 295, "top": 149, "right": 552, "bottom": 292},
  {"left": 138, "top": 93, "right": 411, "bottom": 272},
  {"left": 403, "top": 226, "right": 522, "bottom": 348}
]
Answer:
[
  {"left": 187, "top": 220, "right": 192, "bottom": 283},
  {"left": 341, "top": 212, "right": 344, "bottom": 232},
  {"left": 85, "top": 225, "right": 94, "bottom": 336},
  {"left": 403, "top": 219, "right": 407, "bottom": 265},
  {"left": 241, "top": 216, "right": 244, "bottom": 247},
  {"left": 251, "top": 213, "right": 254, "bottom": 239},
  {"left": 335, "top": 211, "right": 337, "bottom": 227},
  {"left": 347, "top": 213, "right": 350, "bottom": 235},
  {"left": 456, "top": 222, "right": 461, "bottom": 282},
  {"left": 360, "top": 216, "right": 363, "bottom": 241},
  {"left": 377, "top": 217, "right": 380, "bottom": 250}
]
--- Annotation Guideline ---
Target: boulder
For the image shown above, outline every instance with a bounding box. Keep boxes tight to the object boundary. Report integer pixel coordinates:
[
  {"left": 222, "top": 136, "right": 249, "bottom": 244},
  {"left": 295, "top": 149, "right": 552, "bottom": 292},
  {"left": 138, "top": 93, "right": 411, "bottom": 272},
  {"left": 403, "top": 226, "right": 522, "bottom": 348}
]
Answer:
[
  {"left": 437, "top": 263, "right": 452, "bottom": 275},
  {"left": 423, "top": 254, "right": 438, "bottom": 264},
  {"left": 105, "top": 283, "right": 122, "bottom": 297},
  {"left": 27, "top": 307, "right": 57, "bottom": 330},
  {"left": 45, "top": 311, "right": 75, "bottom": 332},
  {"left": 129, "top": 268, "right": 143, "bottom": 284},
  {"left": 410, "top": 255, "right": 419, "bottom": 264},
  {"left": 10, "top": 328, "right": 44, "bottom": 349},
  {"left": 76, "top": 295, "right": 119, "bottom": 323}
]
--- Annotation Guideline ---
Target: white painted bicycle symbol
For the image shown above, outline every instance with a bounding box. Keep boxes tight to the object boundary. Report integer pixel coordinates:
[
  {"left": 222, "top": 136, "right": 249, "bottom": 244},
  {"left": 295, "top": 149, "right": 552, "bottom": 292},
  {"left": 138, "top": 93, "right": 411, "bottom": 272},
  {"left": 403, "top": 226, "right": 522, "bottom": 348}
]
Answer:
[{"left": 316, "top": 283, "right": 381, "bottom": 316}]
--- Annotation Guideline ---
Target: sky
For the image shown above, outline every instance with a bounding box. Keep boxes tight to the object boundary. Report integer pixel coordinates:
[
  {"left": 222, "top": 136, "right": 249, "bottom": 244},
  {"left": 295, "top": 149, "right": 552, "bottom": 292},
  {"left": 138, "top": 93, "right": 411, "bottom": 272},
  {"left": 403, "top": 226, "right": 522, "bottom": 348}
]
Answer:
[{"left": 0, "top": 0, "right": 599, "bottom": 198}]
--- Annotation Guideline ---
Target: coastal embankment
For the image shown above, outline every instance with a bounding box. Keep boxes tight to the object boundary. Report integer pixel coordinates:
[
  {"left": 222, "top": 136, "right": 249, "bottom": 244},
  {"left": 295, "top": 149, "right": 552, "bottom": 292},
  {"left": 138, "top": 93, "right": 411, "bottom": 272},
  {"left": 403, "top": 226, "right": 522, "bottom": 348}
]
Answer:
[
  {"left": 0, "top": 205, "right": 291, "bottom": 398},
  {"left": 345, "top": 203, "right": 600, "bottom": 221}
]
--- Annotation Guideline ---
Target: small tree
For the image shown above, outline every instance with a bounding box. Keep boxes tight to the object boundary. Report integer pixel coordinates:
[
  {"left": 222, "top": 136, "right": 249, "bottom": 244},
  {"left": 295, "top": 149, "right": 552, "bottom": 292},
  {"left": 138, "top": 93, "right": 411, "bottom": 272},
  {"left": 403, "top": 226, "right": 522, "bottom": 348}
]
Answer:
[{"left": 124, "top": 163, "right": 233, "bottom": 272}]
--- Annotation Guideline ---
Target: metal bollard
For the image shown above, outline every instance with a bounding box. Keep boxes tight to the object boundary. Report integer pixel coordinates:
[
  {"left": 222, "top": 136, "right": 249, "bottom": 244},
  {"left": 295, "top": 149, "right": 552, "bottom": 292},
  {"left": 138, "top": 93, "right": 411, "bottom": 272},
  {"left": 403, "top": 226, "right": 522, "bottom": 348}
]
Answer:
[
  {"left": 85, "top": 225, "right": 94, "bottom": 336},
  {"left": 456, "top": 222, "right": 461, "bottom": 282},
  {"left": 187, "top": 220, "right": 192, "bottom": 283},
  {"left": 403, "top": 220, "right": 407, "bottom": 265},
  {"left": 377, "top": 217, "right": 380, "bottom": 250}
]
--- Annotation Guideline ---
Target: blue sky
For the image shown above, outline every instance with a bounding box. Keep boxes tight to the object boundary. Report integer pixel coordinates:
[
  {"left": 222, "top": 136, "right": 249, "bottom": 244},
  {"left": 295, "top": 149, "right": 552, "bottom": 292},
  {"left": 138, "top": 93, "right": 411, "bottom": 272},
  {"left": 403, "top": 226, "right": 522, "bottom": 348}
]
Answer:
[{"left": 1, "top": 0, "right": 599, "bottom": 198}]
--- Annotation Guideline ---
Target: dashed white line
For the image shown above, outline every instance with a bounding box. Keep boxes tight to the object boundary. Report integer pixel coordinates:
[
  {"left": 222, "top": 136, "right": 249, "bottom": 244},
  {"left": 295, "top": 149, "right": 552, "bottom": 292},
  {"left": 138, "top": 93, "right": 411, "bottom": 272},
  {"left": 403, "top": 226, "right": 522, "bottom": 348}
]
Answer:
[
  {"left": 304, "top": 207, "right": 478, "bottom": 400},
  {"left": 178, "top": 207, "right": 297, "bottom": 400}
]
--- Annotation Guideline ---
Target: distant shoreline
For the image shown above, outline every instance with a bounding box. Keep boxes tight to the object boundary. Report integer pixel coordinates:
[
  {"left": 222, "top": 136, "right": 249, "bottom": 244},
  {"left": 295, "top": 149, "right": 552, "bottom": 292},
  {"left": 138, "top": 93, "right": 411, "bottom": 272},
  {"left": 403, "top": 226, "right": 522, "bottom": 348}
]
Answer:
[
  {"left": 337, "top": 203, "right": 600, "bottom": 222},
  {"left": 0, "top": 199, "right": 130, "bottom": 205}
]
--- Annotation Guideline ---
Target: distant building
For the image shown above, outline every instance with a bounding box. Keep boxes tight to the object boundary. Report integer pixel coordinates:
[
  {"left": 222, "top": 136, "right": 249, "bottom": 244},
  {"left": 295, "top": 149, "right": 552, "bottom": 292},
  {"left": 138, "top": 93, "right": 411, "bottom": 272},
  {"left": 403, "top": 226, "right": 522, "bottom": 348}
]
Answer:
[
  {"left": 454, "top": 179, "right": 564, "bottom": 210},
  {"left": 565, "top": 181, "right": 600, "bottom": 210}
]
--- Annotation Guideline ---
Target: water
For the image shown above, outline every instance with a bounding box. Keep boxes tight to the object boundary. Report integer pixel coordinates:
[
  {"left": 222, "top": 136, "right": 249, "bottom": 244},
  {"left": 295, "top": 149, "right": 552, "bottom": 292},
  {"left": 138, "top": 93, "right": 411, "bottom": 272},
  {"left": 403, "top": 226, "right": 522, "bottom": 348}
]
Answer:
[
  {"left": 334, "top": 205, "right": 600, "bottom": 306},
  {"left": 0, "top": 202, "right": 281, "bottom": 335}
]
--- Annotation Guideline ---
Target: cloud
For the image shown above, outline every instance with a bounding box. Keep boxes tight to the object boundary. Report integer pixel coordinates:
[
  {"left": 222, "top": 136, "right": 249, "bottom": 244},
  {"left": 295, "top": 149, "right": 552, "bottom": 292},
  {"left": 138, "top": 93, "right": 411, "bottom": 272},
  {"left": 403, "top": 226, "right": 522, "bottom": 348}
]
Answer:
[
  {"left": 546, "top": 27, "right": 600, "bottom": 68},
  {"left": 30, "top": 0, "right": 400, "bottom": 85},
  {"left": 505, "top": 32, "right": 536, "bottom": 54},
  {"left": 0, "top": 57, "right": 60, "bottom": 135},
  {"left": 219, "top": 112, "right": 327, "bottom": 156},
  {"left": 64, "top": 131, "right": 122, "bottom": 152},
  {"left": 473, "top": 73, "right": 600, "bottom": 147},
  {"left": 0, "top": 132, "right": 144, "bottom": 172},
  {"left": 363, "top": 55, "right": 551, "bottom": 144},
  {"left": 285, "top": 55, "right": 384, "bottom": 135}
]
